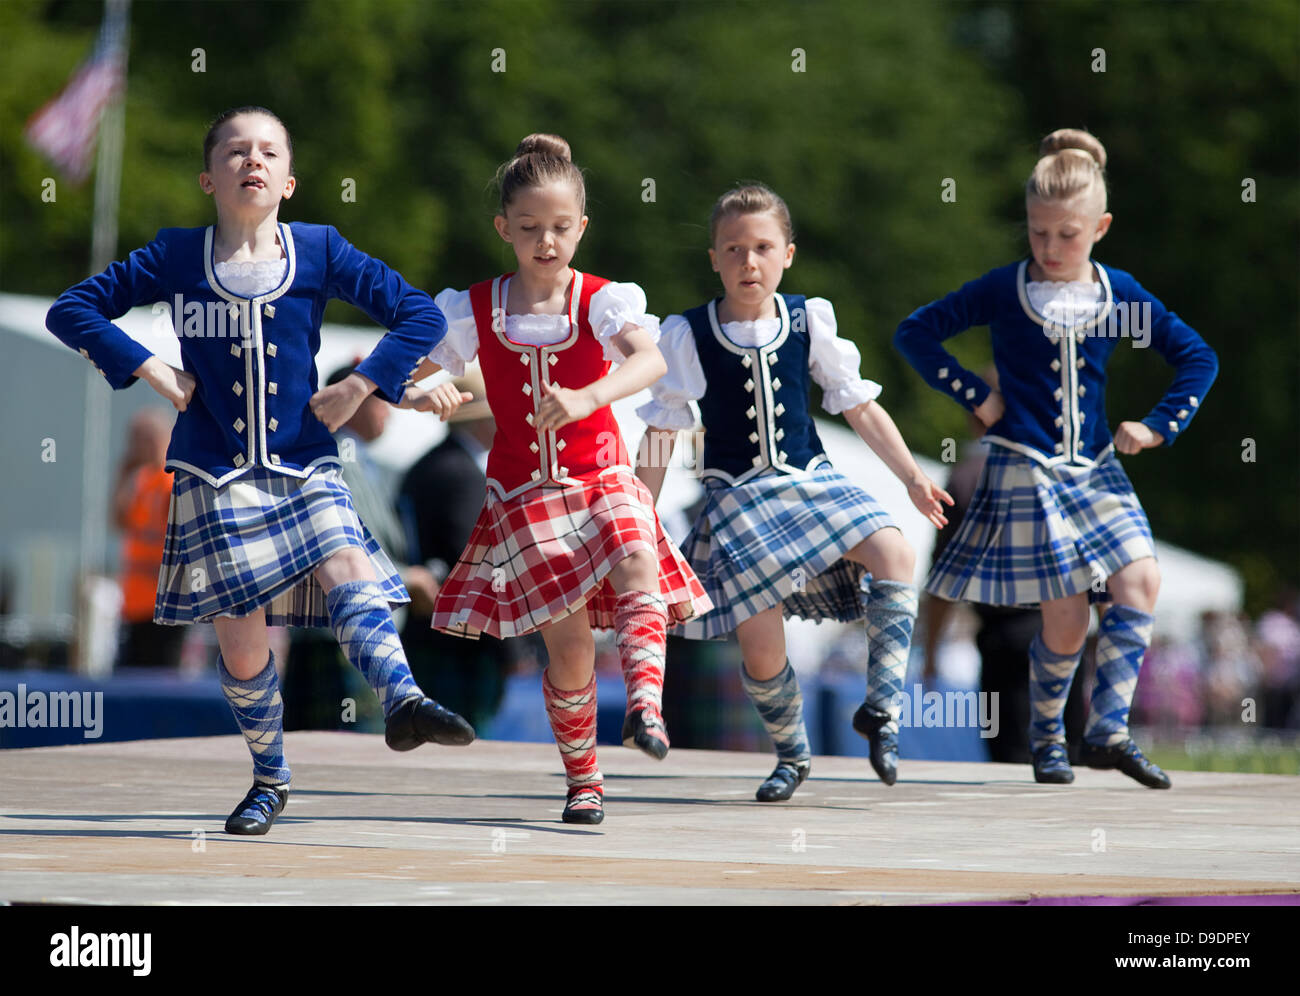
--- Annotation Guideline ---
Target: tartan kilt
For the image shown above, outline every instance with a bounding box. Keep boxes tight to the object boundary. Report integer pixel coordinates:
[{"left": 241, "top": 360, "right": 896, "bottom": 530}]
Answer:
[
  {"left": 675, "top": 464, "right": 898, "bottom": 640},
  {"left": 430, "top": 467, "right": 711, "bottom": 639},
  {"left": 155, "top": 466, "right": 407, "bottom": 628},
  {"left": 926, "top": 445, "right": 1156, "bottom": 607}
]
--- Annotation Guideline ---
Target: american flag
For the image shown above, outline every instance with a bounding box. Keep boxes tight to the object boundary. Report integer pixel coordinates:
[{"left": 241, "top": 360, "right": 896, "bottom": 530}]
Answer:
[{"left": 24, "top": 6, "right": 127, "bottom": 185}]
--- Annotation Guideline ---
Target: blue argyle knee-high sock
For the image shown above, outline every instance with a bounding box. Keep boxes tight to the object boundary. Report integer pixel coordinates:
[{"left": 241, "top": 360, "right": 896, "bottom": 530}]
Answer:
[
  {"left": 1085, "top": 604, "right": 1155, "bottom": 747},
  {"left": 218, "top": 652, "right": 291, "bottom": 787},
  {"left": 325, "top": 580, "right": 420, "bottom": 718},
  {"left": 861, "top": 579, "right": 918, "bottom": 735},
  {"left": 740, "top": 661, "right": 811, "bottom": 766},
  {"left": 1028, "top": 633, "right": 1083, "bottom": 749}
]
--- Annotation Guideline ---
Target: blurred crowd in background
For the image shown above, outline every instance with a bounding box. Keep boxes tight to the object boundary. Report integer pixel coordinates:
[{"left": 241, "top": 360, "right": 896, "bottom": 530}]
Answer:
[{"left": 1136, "top": 603, "right": 1300, "bottom": 734}]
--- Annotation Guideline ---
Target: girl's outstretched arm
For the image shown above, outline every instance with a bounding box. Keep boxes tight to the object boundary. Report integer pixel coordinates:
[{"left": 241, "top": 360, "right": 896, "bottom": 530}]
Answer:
[
  {"left": 391, "top": 359, "right": 475, "bottom": 419},
  {"left": 406, "top": 357, "right": 442, "bottom": 383},
  {"left": 401, "top": 380, "right": 475, "bottom": 421},
  {"left": 843, "top": 399, "right": 953, "bottom": 529},
  {"left": 309, "top": 368, "right": 472, "bottom": 430},
  {"left": 534, "top": 324, "right": 667, "bottom": 432}
]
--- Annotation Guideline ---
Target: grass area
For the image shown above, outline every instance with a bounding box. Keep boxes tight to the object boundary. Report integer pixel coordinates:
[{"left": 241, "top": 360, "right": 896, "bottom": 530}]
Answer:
[{"left": 1144, "top": 731, "right": 1300, "bottom": 775}]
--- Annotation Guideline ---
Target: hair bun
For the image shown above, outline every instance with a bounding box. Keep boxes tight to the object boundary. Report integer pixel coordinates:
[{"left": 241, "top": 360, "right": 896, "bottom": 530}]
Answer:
[
  {"left": 1039, "top": 128, "right": 1106, "bottom": 169},
  {"left": 497, "top": 134, "right": 585, "bottom": 213},
  {"left": 513, "top": 133, "right": 572, "bottom": 162}
]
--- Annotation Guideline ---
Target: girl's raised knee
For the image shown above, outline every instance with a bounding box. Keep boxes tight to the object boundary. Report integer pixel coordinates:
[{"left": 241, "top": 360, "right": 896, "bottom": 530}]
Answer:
[
  {"left": 877, "top": 530, "right": 916, "bottom": 581},
  {"left": 223, "top": 651, "right": 271, "bottom": 680}
]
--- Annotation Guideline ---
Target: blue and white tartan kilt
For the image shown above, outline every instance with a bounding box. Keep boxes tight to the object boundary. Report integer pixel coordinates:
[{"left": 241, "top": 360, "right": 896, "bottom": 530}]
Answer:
[
  {"left": 927, "top": 445, "right": 1156, "bottom": 607},
  {"left": 675, "top": 463, "right": 897, "bottom": 640},
  {"left": 155, "top": 465, "right": 407, "bottom": 628}
]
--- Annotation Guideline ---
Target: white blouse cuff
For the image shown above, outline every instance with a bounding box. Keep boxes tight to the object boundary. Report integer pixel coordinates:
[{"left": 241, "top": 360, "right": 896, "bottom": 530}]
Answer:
[
  {"left": 428, "top": 340, "right": 468, "bottom": 376},
  {"left": 821, "top": 379, "right": 883, "bottom": 415},
  {"left": 636, "top": 399, "right": 697, "bottom": 431},
  {"left": 428, "top": 287, "right": 477, "bottom": 374}
]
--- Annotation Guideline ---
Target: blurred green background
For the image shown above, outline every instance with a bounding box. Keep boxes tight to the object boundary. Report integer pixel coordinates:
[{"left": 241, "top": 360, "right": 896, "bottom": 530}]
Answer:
[{"left": 2, "top": 0, "right": 1296, "bottom": 609}]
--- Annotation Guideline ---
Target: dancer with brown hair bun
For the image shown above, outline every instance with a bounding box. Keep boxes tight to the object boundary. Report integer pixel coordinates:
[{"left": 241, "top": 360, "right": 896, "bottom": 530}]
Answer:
[{"left": 405, "top": 134, "right": 710, "bottom": 825}]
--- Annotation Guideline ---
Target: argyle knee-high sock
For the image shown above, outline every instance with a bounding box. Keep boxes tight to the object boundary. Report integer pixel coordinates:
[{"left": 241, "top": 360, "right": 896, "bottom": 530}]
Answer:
[
  {"left": 614, "top": 590, "right": 669, "bottom": 745},
  {"left": 740, "top": 661, "right": 811, "bottom": 767},
  {"left": 325, "top": 579, "right": 420, "bottom": 718},
  {"left": 1029, "top": 633, "right": 1083, "bottom": 749},
  {"left": 861, "top": 579, "right": 918, "bottom": 736},
  {"left": 1085, "top": 604, "right": 1155, "bottom": 747},
  {"left": 218, "top": 652, "right": 291, "bottom": 787},
  {"left": 542, "top": 670, "right": 603, "bottom": 810}
]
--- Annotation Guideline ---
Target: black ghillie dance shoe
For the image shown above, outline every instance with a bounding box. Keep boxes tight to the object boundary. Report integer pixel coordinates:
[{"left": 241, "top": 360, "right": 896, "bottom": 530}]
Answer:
[
  {"left": 755, "top": 761, "right": 811, "bottom": 802},
  {"left": 384, "top": 696, "right": 476, "bottom": 751},
  {"left": 1080, "top": 738, "right": 1171, "bottom": 789},
  {"left": 224, "top": 784, "right": 289, "bottom": 835},
  {"left": 852, "top": 703, "right": 899, "bottom": 786},
  {"left": 1031, "top": 742, "right": 1075, "bottom": 784},
  {"left": 561, "top": 785, "right": 605, "bottom": 825}
]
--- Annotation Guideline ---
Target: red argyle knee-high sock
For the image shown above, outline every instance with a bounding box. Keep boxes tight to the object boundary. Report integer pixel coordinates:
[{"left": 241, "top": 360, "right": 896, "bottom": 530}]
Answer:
[
  {"left": 614, "top": 590, "right": 669, "bottom": 754},
  {"left": 542, "top": 670, "right": 603, "bottom": 812}
]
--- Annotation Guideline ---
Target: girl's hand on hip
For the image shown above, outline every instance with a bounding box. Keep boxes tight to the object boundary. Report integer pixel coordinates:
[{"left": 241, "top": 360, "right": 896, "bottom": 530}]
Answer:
[
  {"left": 535, "top": 381, "right": 595, "bottom": 432},
  {"left": 310, "top": 372, "right": 375, "bottom": 433},
  {"left": 1114, "top": 420, "right": 1164, "bottom": 454},
  {"left": 136, "top": 356, "right": 196, "bottom": 412},
  {"left": 973, "top": 390, "right": 1005, "bottom": 427}
]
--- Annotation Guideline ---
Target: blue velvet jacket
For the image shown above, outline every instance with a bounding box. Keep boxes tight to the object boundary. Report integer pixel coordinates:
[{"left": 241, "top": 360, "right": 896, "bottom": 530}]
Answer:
[
  {"left": 894, "top": 260, "right": 1218, "bottom": 467},
  {"left": 47, "top": 222, "right": 444, "bottom": 486}
]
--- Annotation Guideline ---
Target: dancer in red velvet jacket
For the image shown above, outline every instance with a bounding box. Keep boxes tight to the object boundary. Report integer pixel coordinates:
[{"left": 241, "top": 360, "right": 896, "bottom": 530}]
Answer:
[{"left": 404, "top": 134, "right": 710, "bottom": 825}]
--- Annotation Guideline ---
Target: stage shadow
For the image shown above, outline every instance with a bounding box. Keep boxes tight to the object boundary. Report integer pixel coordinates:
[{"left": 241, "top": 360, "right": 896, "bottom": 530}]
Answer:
[
  {"left": 279, "top": 813, "right": 601, "bottom": 835},
  {"left": 0, "top": 825, "right": 211, "bottom": 840},
  {"left": 0, "top": 813, "right": 600, "bottom": 838},
  {"left": 551, "top": 771, "right": 1002, "bottom": 788}
]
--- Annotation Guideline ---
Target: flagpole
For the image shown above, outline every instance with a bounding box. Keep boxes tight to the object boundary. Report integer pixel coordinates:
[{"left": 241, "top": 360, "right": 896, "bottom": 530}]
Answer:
[{"left": 77, "top": 0, "right": 130, "bottom": 673}]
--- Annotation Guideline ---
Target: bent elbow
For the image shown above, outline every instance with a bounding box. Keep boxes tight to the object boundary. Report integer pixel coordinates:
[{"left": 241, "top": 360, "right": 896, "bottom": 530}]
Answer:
[{"left": 650, "top": 350, "right": 668, "bottom": 382}]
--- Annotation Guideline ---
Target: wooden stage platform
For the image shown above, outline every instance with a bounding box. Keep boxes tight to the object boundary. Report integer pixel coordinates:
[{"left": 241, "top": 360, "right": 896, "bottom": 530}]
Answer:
[{"left": 2, "top": 734, "right": 1297, "bottom": 905}]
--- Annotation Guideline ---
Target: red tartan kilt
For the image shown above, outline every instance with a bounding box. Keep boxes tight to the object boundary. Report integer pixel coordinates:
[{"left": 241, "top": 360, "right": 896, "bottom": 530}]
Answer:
[{"left": 430, "top": 468, "right": 711, "bottom": 639}]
